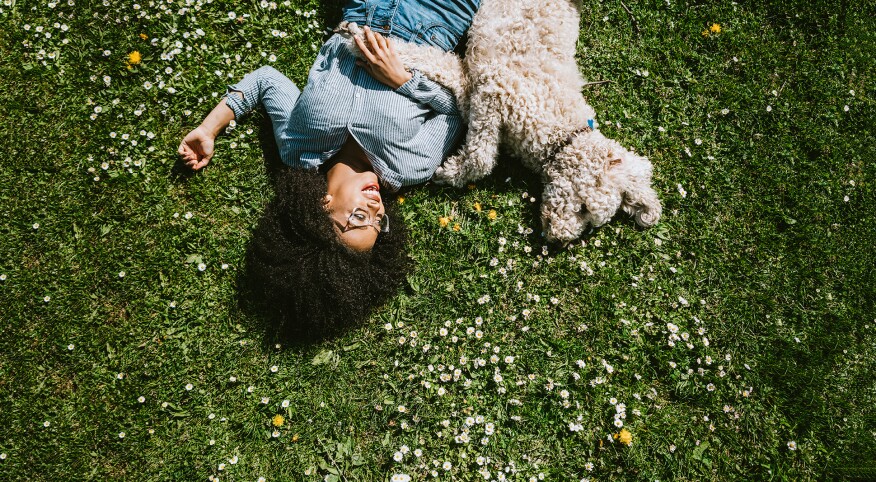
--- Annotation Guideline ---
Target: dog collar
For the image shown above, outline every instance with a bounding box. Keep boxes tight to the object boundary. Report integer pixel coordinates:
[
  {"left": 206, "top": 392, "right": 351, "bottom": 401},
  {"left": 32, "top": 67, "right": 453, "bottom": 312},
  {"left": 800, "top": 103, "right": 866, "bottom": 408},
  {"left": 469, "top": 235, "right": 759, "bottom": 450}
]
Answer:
[{"left": 549, "top": 124, "right": 594, "bottom": 159}]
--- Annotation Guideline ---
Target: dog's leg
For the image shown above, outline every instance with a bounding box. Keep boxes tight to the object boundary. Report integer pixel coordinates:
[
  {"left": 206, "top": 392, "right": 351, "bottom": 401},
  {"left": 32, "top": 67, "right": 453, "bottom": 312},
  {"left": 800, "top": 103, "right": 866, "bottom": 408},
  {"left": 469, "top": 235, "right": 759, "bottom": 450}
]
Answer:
[
  {"left": 541, "top": 176, "right": 588, "bottom": 243},
  {"left": 434, "top": 94, "right": 503, "bottom": 187}
]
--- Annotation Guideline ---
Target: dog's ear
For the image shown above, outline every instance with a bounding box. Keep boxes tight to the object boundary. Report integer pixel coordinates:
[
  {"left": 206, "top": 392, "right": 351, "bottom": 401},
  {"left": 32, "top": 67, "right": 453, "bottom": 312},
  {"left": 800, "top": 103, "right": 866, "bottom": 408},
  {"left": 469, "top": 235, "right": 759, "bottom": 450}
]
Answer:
[{"left": 607, "top": 158, "right": 623, "bottom": 168}]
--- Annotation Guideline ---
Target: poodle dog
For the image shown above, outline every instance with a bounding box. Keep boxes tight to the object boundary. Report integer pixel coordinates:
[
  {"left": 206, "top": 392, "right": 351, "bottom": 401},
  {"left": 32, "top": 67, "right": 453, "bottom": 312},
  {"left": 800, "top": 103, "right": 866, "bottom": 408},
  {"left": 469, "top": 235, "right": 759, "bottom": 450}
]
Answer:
[
  {"left": 335, "top": 0, "right": 661, "bottom": 242},
  {"left": 434, "top": 0, "right": 662, "bottom": 242}
]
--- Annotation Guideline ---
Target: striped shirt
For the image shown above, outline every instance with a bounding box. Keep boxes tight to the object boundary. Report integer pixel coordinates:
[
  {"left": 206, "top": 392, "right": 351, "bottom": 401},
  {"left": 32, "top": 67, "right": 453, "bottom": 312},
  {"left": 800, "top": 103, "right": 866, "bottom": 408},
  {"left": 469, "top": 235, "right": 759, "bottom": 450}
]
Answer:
[{"left": 226, "top": 35, "right": 464, "bottom": 191}]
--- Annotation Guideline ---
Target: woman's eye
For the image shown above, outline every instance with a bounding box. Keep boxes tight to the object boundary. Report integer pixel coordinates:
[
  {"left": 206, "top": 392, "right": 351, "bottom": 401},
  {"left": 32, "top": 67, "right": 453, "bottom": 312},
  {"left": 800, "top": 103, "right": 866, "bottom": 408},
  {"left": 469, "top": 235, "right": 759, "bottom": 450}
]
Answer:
[{"left": 353, "top": 213, "right": 368, "bottom": 222}]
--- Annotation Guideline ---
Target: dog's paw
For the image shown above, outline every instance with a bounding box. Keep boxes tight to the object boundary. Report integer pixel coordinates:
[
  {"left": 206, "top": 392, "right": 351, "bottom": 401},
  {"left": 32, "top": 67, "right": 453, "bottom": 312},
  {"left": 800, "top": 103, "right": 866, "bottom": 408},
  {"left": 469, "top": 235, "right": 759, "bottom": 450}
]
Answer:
[
  {"left": 541, "top": 203, "right": 588, "bottom": 244},
  {"left": 333, "top": 21, "right": 362, "bottom": 38},
  {"left": 432, "top": 156, "right": 468, "bottom": 187}
]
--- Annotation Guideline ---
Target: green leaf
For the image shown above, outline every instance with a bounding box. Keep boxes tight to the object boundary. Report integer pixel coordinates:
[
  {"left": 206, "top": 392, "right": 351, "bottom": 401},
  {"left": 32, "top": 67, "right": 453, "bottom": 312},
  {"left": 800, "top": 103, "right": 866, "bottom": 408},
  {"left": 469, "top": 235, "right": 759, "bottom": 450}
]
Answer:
[
  {"left": 311, "top": 349, "right": 336, "bottom": 366},
  {"left": 342, "top": 343, "right": 360, "bottom": 352},
  {"left": 184, "top": 254, "right": 203, "bottom": 264},
  {"left": 692, "top": 440, "right": 710, "bottom": 460}
]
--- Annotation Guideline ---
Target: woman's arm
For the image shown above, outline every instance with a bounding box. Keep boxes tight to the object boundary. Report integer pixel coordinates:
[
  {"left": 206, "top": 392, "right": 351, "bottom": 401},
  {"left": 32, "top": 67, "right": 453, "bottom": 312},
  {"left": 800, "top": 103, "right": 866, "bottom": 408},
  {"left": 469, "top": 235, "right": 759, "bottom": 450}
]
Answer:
[
  {"left": 354, "top": 27, "right": 459, "bottom": 116},
  {"left": 178, "top": 96, "right": 238, "bottom": 170},
  {"left": 395, "top": 71, "right": 458, "bottom": 116},
  {"left": 179, "top": 64, "right": 301, "bottom": 170}
]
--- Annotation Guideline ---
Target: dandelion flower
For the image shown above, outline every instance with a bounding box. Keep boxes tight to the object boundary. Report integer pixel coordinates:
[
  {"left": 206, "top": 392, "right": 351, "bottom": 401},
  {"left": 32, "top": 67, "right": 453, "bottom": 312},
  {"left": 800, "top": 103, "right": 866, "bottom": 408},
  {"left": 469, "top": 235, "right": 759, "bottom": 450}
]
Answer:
[
  {"left": 488, "top": 210, "right": 497, "bottom": 220},
  {"left": 710, "top": 23, "right": 721, "bottom": 33},
  {"left": 272, "top": 414, "right": 285, "bottom": 427},
  {"left": 127, "top": 51, "right": 141, "bottom": 65},
  {"left": 618, "top": 428, "right": 632, "bottom": 445}
]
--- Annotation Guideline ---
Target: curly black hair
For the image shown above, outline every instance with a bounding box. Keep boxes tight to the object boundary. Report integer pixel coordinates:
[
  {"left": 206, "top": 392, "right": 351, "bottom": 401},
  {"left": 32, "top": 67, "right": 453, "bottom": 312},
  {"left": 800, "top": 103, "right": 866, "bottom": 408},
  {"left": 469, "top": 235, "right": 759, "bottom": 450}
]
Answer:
[{"left": 243, "top": 168, "right": 410, "bottom": 342}]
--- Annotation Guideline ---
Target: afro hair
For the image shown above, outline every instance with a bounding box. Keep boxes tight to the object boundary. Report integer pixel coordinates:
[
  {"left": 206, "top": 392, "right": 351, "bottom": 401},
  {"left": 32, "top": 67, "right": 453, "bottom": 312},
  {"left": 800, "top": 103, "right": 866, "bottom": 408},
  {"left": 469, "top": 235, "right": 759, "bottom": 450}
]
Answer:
[{"left": 243, "top": 168, "right": 410, "bottom": 342}]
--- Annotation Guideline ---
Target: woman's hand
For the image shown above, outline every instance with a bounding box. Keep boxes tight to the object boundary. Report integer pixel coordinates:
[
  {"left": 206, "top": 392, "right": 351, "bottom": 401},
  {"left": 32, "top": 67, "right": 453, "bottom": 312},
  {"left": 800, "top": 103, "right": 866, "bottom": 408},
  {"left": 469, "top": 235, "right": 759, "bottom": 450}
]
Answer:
[
  {"left": 178, "top": 126, "right": 215, "bottom": 170},
  {"left": 354, "top": 26, "right": 413, "bottom": 89}
]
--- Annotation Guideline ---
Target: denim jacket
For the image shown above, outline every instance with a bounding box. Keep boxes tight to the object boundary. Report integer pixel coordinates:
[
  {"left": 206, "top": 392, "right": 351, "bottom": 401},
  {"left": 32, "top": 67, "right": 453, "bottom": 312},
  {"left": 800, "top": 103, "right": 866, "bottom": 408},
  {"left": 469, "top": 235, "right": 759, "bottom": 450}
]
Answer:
[{"left": 342, "top": 0, "right": 481, "bottom": 51}]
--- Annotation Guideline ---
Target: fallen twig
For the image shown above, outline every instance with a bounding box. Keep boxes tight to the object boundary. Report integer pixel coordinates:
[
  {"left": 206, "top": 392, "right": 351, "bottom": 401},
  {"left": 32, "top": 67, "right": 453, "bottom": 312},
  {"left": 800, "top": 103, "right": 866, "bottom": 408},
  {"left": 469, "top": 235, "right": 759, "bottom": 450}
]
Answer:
[
  {"left": 620, "top": 1, "right": 641, "bottom": 35},
  {"left": 582, "top": 80, "right": 614, "bottom": 88}
]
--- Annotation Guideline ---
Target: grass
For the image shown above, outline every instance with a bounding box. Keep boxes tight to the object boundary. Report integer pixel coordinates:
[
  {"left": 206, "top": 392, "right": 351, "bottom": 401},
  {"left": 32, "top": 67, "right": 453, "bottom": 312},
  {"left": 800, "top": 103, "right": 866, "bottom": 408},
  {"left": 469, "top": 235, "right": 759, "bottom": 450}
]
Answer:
[{"left": 1, "top": 0, "right": 874, "bottom": 480}]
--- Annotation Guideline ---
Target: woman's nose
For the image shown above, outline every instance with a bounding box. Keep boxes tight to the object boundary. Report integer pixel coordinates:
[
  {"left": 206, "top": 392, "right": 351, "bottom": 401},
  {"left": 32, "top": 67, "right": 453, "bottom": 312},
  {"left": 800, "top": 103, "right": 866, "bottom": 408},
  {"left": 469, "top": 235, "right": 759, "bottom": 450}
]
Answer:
[{"left": 367, "top": 198, "right": 380, "bottom": 208}]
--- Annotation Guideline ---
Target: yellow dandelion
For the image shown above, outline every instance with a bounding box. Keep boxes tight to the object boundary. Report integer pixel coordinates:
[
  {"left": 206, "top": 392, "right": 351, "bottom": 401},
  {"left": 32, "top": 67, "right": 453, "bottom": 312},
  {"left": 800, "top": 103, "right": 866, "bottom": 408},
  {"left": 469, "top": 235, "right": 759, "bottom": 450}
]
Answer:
[
  {"left": 439, "top": 216, "right": 451, "bottom": 227},
  {"left": 272, "top": 414, "right": 285, "bottom": 427},
  {"left": 139, "top": 33, "right": 148, "bottom": 40},
  {"left": 397, "top": 195, "right": 405, "bottom": 205},
  {"left": 618, "top": 428, "right": 632, "bottom": 446},
  {"left": 710, "top": 23, "right": 721, "bottom": 34},
  {"left": 127, "top": 51, "right": 142, "bottom": 65},
  {"left": 467, "top": 183, "right": 476, "bottom": 190},
  {"left": 701, "top": 29, "right": 710, "bottom": 37},
  {"left": 291, "top": 433, "right": 300, "bottom": 442},
  {"left": 488, "top": 209, "right": 497, "bottom": 220},
  {"left": 474, "top": 202, "right": 482, "bottom": 212},
  {"left": 453, "top": 223, "right": 461, "bottom": 232}
]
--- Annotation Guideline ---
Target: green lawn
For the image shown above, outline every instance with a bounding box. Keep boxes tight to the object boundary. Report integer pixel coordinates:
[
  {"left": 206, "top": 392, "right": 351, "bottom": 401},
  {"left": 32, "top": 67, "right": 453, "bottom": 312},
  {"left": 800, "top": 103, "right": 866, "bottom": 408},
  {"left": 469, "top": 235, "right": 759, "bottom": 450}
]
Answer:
[{"left": 1, "top": 0, "right": 874, "bottom": 480}]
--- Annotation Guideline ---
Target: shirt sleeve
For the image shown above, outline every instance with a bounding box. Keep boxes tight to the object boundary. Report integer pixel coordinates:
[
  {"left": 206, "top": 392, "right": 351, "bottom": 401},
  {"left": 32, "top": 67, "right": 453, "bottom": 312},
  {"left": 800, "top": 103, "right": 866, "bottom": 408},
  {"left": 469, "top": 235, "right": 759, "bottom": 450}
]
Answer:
[
  {"left": 394, "top": 69, "right": 459, "bottom": 117},
  {"left": 224, "top": 66, "right": 301, "bottom": 121}
]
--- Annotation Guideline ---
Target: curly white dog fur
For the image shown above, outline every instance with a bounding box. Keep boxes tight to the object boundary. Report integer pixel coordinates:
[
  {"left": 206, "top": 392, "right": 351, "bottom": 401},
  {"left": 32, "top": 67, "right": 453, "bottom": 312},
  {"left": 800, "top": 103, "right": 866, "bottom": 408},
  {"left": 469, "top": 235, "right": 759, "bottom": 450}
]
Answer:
[{"left": 434, "top": 0, "right": 662, "bottom": 242}]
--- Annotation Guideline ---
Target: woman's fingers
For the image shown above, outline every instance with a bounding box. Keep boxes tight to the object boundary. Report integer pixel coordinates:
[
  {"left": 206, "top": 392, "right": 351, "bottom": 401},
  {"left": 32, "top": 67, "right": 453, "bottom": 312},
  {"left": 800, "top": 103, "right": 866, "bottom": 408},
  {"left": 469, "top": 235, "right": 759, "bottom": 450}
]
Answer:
[
  {"left": 353, "top": 34, "right": 378, "bottom": 63},
  {"left": 364, "top": 26, "right": 379, "bottom": 53},
  {"left": 364, "top": 26, "right": 390, "bottom": 60},
  {"left": 376, "top": 31, "right": 389, "bottom": 51}
]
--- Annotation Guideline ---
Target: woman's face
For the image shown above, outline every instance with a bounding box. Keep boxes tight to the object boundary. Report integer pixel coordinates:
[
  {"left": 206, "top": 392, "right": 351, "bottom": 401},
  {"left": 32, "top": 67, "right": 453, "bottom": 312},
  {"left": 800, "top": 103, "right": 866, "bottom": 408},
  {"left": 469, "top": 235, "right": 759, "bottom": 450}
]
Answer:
[{"left": 324, "top": 160, "right": 386, "bottom": 252}]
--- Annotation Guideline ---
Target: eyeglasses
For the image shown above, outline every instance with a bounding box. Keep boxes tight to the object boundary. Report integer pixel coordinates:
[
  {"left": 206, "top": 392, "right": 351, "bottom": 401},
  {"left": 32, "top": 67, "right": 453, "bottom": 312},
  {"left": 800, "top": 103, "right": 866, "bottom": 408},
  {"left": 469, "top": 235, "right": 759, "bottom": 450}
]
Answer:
[{"left": 343, "top": 208, "right": 389, "bottom": 233}]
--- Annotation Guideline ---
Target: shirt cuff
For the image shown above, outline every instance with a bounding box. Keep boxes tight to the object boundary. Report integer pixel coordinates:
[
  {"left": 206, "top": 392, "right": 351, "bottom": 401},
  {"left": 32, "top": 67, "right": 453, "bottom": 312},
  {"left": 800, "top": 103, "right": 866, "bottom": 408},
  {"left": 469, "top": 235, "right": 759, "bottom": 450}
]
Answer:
[
  {"left": 224, "top": 88, "right": 248, "bottom": 120},
  {"left": 395, "top": 69, "right": 427, "bottom": 99}
]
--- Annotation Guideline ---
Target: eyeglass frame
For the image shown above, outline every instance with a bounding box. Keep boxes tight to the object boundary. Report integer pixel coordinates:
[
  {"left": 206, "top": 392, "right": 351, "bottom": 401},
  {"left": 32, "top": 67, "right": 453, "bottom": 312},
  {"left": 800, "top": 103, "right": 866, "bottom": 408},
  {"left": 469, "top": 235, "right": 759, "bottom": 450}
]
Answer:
[{"left": 337, "top": 207, "right": 390, "bottom": 233}]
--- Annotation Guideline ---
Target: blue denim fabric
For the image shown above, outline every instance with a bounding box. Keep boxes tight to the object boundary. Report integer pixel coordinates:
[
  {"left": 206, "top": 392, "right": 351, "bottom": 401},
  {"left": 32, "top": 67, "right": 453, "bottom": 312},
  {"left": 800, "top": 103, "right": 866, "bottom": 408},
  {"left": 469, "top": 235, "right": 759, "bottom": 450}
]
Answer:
[{"left": 343, "top": 0, "right": 481, "bottom": 51}]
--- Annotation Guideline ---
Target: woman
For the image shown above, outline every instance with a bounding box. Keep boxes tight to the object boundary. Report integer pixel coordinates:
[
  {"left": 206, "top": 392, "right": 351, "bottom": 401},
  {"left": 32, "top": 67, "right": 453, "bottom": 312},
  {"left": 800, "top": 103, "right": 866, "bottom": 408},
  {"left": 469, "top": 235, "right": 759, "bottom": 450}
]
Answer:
[{"left": 178, "top": 0, "right": 481, "bottom": 339}]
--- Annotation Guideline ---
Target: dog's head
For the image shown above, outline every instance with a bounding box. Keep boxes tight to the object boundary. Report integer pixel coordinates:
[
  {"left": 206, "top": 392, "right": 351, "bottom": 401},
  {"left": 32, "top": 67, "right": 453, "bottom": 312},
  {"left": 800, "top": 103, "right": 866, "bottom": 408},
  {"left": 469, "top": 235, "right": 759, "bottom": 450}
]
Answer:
[{"left": 541, "top": 131, "right": 662, "bottom": 243}]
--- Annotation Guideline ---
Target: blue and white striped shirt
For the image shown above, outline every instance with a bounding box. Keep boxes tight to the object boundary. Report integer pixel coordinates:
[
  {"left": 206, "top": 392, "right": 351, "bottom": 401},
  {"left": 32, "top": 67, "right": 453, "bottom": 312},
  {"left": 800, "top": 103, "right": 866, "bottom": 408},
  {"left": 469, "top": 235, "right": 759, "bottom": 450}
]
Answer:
[{"left": 226, "top": 34, "right": 464, "bottom": 191}]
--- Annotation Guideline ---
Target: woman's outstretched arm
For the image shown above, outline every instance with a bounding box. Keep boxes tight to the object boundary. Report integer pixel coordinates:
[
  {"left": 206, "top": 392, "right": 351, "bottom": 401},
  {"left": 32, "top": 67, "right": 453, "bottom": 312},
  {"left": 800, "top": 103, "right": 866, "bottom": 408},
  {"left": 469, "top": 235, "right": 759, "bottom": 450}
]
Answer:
[{"left": 178, "top": 96, "right": 237, "bottom": 170}]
